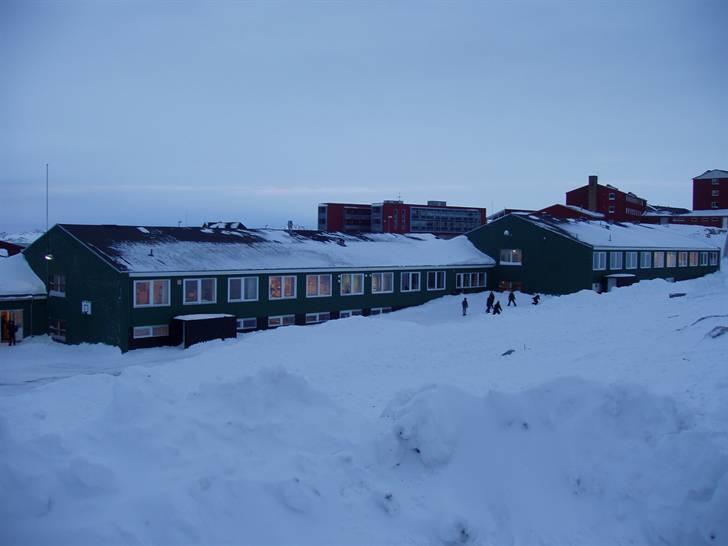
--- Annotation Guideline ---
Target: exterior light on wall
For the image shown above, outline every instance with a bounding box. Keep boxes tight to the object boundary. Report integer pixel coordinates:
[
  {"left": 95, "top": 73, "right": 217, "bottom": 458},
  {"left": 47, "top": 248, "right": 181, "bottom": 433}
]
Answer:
[
  {"left": 503, "top": 230, "right": 510, "bottom": 237},
  {"left": 44, "top": 254, "right": 54, "bottom": 261}
]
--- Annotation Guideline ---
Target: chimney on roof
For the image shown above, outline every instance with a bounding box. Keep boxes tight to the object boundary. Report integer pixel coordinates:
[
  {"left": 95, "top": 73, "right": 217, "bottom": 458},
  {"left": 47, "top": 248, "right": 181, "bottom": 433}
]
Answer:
[
  {"left": 287, "top": 220, "right": 293, "bottom": 232},
  {"left": 587, "top": 175, "right": 598, "bottom": 212}
]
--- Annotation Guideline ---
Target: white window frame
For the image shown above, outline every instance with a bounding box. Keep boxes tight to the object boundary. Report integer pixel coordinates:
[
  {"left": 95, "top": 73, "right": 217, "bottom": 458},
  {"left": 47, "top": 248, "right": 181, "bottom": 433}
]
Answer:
[
  {"left": 339, "top": 309, "right": 362, "bottom": 319},
  {"left": 592, "top": 251, "right": 607, "bottom": 271},
  {"left": 227, "top": 277, "right": 259, "bottom": 303},
  {"left": 710, "top": 252, "right": 719, "bottom": 266},
  {"left": 625, "top": 251, "right": 638, "bottom": 270},
  {"left": 370, "top": 307, "right": 392, "bottom": 315},
  {"left": 666, "top": 251, "right": 677, "bottom": 268},
  {"left": 400, "top": 272, "right": 421, "bottom": 292},
  {"left": 306, "top": 274, "right": 332, "bottom": 298},
  {"left": 133, "top": 279, "right": 171, "bottom": 308},
  {"left": 640, "top": 251, "right": 652, "bottom": 269},
  {"left": 712, "top": 189, "right": 720, "bottom": 196},
  {"left": 371, "top": 272, "right": 393, "bottom": 294},
  {"left": 609, "top": 192, "right": 616, "bottom": 201},
  {"left": 269, "top": 275, "right": 297, "bottom": 300},
  {"left": 268, "top": 314, "right": 295, "bottom": 328},
  {"left": 609, "top": 252, "right": 623, "bottom": 270},
  {"left": 48, "top": 318, "right": 67, "bottom": 341},
  {"left": 699, "top": 252, "right": 709, "bottom": 266},
  {"left": 678, "top": 251, "right": 688, "bottom": 267},
  {"left": 712, "top": 202, "right": 719, "bottom": 209},
  {"left": 49, "top": 273, "right": 67, "bottom": 297},
  {"left": 236, "top": 317, "right": 257, "bottom": 331},
  {"left": 305, "top": 312, "right": 331, "bottom": 324},
  {"left": 340, "top": 273, "right": 365, "bottom": 296},
  {"left": 653, "top": 251, "right": 665, "bottom": 268},
  {"left": 688, "top": 251, "right": 698, "bottom": 267},
  {"left": 133, "top": 324, "right": 169, "bottom": 339},
  {"left": 499, "top": 248, "right": 523, "bottom": 266},
  {"left": 608, "top": 205, "right": 615, "bottom": 213},
  {"left": 456, "top": 272, "right": 486, "bottom": 289},
  {"left": 183, "top": 278, "right": 217, "bottom": 305},
  {"left": 426, "top": 271, "right": 446, "bottom": 291}
]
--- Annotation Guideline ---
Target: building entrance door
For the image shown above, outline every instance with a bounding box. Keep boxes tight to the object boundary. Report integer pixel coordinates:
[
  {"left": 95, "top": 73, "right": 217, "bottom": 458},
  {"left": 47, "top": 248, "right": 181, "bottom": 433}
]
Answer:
[{"left": 1, "top": 310, "right": 24, "bottom": 342}]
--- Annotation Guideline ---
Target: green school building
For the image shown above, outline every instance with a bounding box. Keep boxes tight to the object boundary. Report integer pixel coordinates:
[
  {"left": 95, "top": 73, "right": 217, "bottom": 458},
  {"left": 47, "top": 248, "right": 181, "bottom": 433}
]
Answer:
[
  {"left": 466, "top": 213, "right": 722, "bottom": 295},
  {"left": 22, "top": 224, "right": 495, "bottom": 351}
]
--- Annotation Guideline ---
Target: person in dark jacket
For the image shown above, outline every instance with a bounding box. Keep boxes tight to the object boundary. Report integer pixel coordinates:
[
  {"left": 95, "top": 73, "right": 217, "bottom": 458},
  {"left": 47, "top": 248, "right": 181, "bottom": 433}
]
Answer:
[
  {"left": 8, "top": 319, "right": 17, "bottom": 346},
  {"left": 462, "top": 297, "right": 469, "bottom": 316},
  {"left": 492, "top": 301, "right": 502, "bottom": 315},
  {"left": 507, "top": 290, "right": 517, "bottom": 307},
  {"left": 532, "top": 294, "right": 541, "bottom": 305},
  {"left": 486, "top": 291, "right": 495, "bottom": 313}
]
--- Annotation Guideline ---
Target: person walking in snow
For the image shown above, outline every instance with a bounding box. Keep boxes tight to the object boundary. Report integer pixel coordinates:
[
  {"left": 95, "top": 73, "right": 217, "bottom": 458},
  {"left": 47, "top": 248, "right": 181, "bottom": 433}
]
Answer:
[
  {"left": 7, "top": 319, "right": 17, "bottom": 346},
  {"left": 507, "top": 290, "right": 517, "bottom": 307},
  {"left": 532, "top": 294, "right": 541, "bottom": 305},
  {"left": 462, "top": 297, "right": 469, "bottom": 316},
  {"left": 492, "top": 301, "right": 502, "bottom": 315},
  {"left": 486, "top": 291, "right": 495, "bottom": 313}
]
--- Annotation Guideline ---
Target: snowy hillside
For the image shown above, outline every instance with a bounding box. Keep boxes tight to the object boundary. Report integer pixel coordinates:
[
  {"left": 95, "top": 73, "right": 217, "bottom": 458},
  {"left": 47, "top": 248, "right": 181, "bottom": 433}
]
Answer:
[
  {"left": 0, "top": 230, "right": 44, "bottom": 246},
  {"left": 2, "top": 267, "right": 728, "bottom": 545}
]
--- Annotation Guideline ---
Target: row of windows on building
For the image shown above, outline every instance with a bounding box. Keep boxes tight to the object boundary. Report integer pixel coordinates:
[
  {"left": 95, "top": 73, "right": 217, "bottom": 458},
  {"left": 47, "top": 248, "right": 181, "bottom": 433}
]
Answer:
[
  {"left": 131, "top": 308, "right": 396, "bottom": 340},
  {"left": 132, "top": 271, "right": 487, "bottom": 308},
  {"left": 592, "top": 250, "right": 719, "bottom": 271}
]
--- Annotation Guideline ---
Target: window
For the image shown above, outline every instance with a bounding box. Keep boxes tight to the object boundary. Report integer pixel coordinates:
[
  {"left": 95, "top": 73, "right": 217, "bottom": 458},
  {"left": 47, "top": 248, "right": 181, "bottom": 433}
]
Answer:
[
  {"left": 236, "top": 317, "right": 257, "bottom": 331},
  {"left": 370, "top": 307, "right": 392, "bottom": 315},
  {"left": 640, "top": 251, "right": 652, "bottom": 269},
  {"left": 340, "top": 273, "right": 364, "bottom": 295},
  {"left": 689, "top": 251, "right": 699, "bottom": 267},
  {"left": 609, "top": 252, "right": 623, "bottom": 270},
  {"left": 134, "top": 279, "right": 170, "bottom": 307},
  {"left": 699, "top": 252, "right": 709, "bottom": 266},
  {"left": 268, "top": 315, "right": 295, "bottom": 328},
  {"left": 710, "top": 252, "right": 719, "bottom": 266},
  {"left": 305, "top": 312, "right": 330, "bottom": 324},
  {"left": 269, "top": 275, "right": 297, "bottom": 300},
  {"left": 713, "top": 189, "right": 720, "bottom": 197},
  {"left": 228, "top": 277, "right": 258, "bottom": 302},
  {"left": 306, "top": 274, "right": 331, "bottom": 298},
  {"left": 184, "top": 278, "right": 217, "bottom": 305},
  {"left": 712, "top": 202, "right": 719, "bottom": 209},
  {"left": 371, "top": 272, "right": 393, "bottom": 294},
  {"left": 499, "top": 249, "right": 522, "bottom": 265},
  {"left": 592, "top": 251, "right": 607, "bottom": 271},
  {"left": 133, "top": 325, "right": 169, "bottom": 339},
  {"left": 339, "top": 309, "right": 362, "bottom": 319},
  {"left": 400, "top": 272, "right": 421, "bottom": 292},
  {"left": 456, "top": 272, "right": 486, "bottom": 289},
  {"left": 48, "top": 319, "right": 67, "bottom": 341},
  {"left": 609, "top": 193, "right": 616, "bottom": 200},
  {"left": 608, "top": 206, "right": 615, "bottom": 213},
  {"left": 713, "top": 179, "right": 720, "bottom": 185},
  {"left": 653, "top": 251, "right": 665, "bottom": 268},
  {"left": 625, "top": 251, "right": 638, "bottom": 270},
  {"left": 49, "top": 273, "right": 66, "bottom": 296},
  {"left": 427, "top": 271, "right": 446, "bottom": 291},
  {"left": 678, "top": 251, "right": 688, "bottom": 267},
  {"left": 666, "top": 251, "right": 677, "bottom": 268}
]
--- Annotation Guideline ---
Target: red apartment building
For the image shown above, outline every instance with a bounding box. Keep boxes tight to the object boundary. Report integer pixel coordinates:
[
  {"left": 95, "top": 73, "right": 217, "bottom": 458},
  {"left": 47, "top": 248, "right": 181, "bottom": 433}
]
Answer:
[
  {"left": 565, "top": 175, "right": 647, "bottom": 222},
  {"left": 693, "top": 169, "right": 728, "bottom": 211},
  {"left": 318, "top": 201, "right": 487, "bottom": 237}
]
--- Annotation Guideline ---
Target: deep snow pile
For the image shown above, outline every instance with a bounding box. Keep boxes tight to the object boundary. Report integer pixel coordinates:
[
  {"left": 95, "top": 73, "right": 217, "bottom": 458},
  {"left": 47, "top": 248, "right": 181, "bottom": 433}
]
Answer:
[{"left": 2, "top": 268, "right": 728, "bottom": 545}]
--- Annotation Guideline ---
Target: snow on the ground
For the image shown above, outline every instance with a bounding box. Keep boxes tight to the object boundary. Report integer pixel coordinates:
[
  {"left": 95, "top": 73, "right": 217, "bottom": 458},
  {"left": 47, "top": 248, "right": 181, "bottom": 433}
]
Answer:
[
  {"left": 2, "top": 267, "right": 728, "bottom": 545},
  {"left": 0, "top": 230, "right": 44, "bottom": 246}
]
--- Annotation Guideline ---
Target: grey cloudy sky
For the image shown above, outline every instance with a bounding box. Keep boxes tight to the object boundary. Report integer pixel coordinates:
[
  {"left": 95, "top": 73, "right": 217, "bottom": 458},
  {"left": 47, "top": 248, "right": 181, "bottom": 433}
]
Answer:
[{"left": 2, "top": 0, "right": 727, "bottom": 231}]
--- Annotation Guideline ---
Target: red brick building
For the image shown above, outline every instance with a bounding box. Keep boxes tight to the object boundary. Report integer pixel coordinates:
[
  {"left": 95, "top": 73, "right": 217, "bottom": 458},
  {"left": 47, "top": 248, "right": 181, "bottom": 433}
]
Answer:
[
  {"left": 318, "top": 201, "right": 487, "bottom": 237},
  {"left": 565, "top": 175, "right": 647, "bottom": 222},
  {"left": 693, "top": 169, "right": 728, "bottom": 211}
]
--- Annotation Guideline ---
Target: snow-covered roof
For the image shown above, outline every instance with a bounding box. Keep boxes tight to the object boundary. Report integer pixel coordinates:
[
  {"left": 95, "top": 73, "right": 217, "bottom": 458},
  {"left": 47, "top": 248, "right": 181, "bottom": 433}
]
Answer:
[
  {"left": 542, "top": 204, "right": 605, "bottom": 218},
  {"left": 174, "top": 314, "right": 235, "bottom": 321},
  {"left": 676, "top": 209, "right": 728, "bottom": 218},
  {"left": 56, "top": 224, "right": 494, "bottom": 275},
  {"left": 693, "top": 169, "right": 728, "bottom": 180},
  {"left": 513, "top": 215, "right": 721, "bottom": 250},
  {"left": 0, "top": 254, "right": 46, "bottom": 297}
]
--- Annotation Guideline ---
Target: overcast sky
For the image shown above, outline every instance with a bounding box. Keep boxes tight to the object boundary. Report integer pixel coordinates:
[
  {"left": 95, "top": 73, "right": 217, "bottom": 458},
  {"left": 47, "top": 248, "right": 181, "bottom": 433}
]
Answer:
[{"left": 2, "top": 0, "right": 727, "bottom": 231}]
